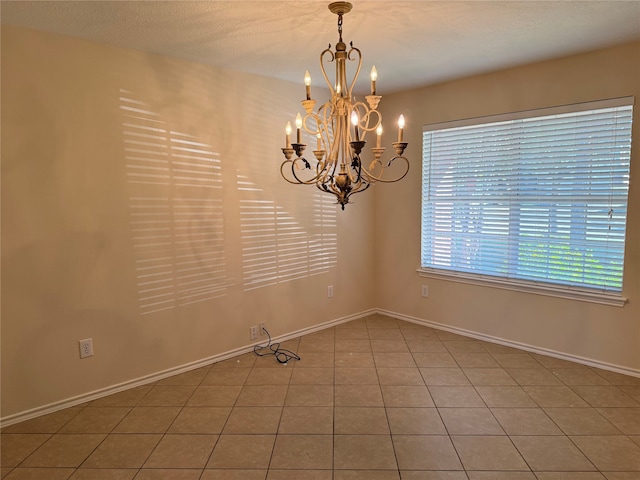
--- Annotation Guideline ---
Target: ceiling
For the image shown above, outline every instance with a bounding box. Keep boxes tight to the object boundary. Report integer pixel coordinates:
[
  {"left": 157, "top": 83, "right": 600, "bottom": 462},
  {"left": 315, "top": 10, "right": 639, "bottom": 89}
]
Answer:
[{"left": 2, "top": 1, "right": 640, "bottom": 94}]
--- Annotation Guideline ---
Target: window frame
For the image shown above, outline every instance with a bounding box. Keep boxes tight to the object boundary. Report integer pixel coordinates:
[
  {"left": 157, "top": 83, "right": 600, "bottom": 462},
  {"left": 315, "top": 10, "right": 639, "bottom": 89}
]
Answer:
[{"left": 417, "top": 97, "right": 634, "bottom": 307}]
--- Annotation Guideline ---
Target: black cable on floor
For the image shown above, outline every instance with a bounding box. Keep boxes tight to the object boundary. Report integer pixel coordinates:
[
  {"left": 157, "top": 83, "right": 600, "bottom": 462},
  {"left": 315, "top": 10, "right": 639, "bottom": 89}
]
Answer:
[{"left": 253, "top": 327, "right": 301, "bottom": 364}]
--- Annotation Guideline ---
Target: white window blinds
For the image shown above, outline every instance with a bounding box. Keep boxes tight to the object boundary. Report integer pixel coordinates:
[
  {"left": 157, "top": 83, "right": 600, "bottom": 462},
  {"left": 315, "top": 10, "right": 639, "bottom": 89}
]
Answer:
[{"left": 421, "top": 98, "right": 633, "bottom": 296}]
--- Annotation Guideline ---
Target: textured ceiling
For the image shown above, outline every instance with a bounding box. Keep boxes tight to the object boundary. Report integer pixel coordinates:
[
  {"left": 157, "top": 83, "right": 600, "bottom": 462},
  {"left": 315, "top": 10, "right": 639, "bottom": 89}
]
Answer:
[{"left": 2, "top": 1, "right": 640, "bottom": 94}]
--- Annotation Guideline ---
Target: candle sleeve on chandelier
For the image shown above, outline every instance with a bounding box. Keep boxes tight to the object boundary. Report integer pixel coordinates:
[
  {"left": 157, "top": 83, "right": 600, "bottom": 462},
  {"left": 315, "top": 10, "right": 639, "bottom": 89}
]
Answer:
[
  {"left": 304, "top": 70, "right": 311, "bottom": 100},
  {"left": 351, "top": 111, "right": 360, "bottom": 142},
  {"left": 397, "top": 115, "right": 405, "bottom": 143},
  {"left": 285, "top": 122, "right": 292, "bottom": 148},
  {"left": 295, "top": 113, "right": 302, "bottom": 144},
  {"left": 370, "top": 65, "right": 377, "bottom": 95},
  {"left": 317, "top": 133, "right": 322, "bottom": 150}
]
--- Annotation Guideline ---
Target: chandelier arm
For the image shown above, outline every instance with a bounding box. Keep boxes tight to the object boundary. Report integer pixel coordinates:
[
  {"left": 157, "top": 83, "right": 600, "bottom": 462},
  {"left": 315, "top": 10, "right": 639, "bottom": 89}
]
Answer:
[
  {"left": 346, "top": 45, "right": 362, "bottom": 97},
  {"left": 359, "top": 155, "right": 410, "bottom": 183},
  {"left": 320, "top": 48, "right": 336, "bottom": 92},
  {"left": 281, "top": 158, "right": 326, "bottom": 185}
]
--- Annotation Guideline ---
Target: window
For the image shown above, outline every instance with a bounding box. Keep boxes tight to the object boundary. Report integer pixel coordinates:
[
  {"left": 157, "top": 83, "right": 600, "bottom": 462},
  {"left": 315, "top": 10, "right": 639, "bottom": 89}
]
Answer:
[{"left": 420, "top": 97, "right": 633, "bottom": 306}]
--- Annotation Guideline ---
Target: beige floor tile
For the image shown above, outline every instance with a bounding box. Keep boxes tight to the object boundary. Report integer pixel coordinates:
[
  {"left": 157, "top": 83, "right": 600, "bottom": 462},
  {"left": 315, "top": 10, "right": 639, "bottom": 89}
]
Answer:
[
  {"left": 377, "top": 367, "right": 424, "bottom": 386},
  {"left": 278, "top": 406, "right": 333, "bottom": 434},
  {"left": 113, "top": 407, "right": 181, "bottom": 433},
  {"left": 222, "top": 406, "right": 282, "bottom": 434},
  {"left": 491, "top": 354, "right": 543, "bottom": 369},
  {"left": 334, "top": 471, "right": 399, "bottom": 480},
  {"left": 370, "top": 340, "right": 410, "bottom": 353},
  {"left": 406, "top": 340, "right": 448, "bottom": 353},
  {"left": 235, "top": 385, "right": 287, "bottom": 406},
  {"left": 438, "top": 407, "right": 504, "bottom": 434},
  {"left": 82, "top": 434, "right": 161, "bottom": 468},
  {"left": 135, "top": 469, "right": 202, "bottom": 480},
  {"left": 267, "top": 470, "right": 332, "bottom": 480},
  {"left": 533, "top": 474, "right": 605, "bottom": 480},
  {"left": 380, "top": 385, "right": 434, "bottom": 407},
  {"left": 285, "top": 385, "right": 334, "bottom": 406},
  {"left": 570, "top": 436, "right": 640, "bottom": 471},
  {"left": 452, "top": 435, "right": 529, "bottom": 470},
  {"left": 290, "top": 367, "right": 333, "bottom": 385},
  {"left": 187, "top": 385, "right": 242, "bottom": 406},
  {"left": 411, "top": 353, "right": 457, "bottom": 368},
  {"left": 155, "top": 366, "right": 210, "bottom": 385},
  {"left": 597, "top": 408, "right": 640, "bottom": 434},
  {"left": 510, "top": 435, "right": 596, "bottom": 471},
  {"left": 466, "top": 473, "right": 536, "bottom": 480},
  {"left": 207, "top": 435, "right": 275, "bottom": 469},
  {"left": 386, "top": 407, "right": 446, "bottom": 434},
  {"left": 504, "top": 368, "right": 563, "bottom": 386},
  {"left": 69, "top": 468, "right": 137, "bottom": 479},
  {"left": 522, "top": 385, "right": 589, "bottom": 407},
  {"left": 544, "top": 407, "right": 621, "bottom": 435},
  {"left": 452, "top": 353, "right": 499, "bottom": 368},
  {"left": 335, "top": 328, "right": 370, "bottom": 340},
  {"left": 420, "top": 368, "right": 470, "bottom": 386},
  {"left": 369, "top": 328, "right": 404, "bottom": 340},
  {"left": 601, "top": 473, "right": 640, "bottom": 480},
  {"left": 144, "top": 434, "right": 217, "bottom": 468},
  {"left": 620, "top": 386, "right": 640, "bottom": 402},
  {"left": 399, "top": 472, "right": 469, "bottom": 480},
  {"left": 475, "top": 386, "right": 537, "bottom": 407},
  {"left": 366, "top": 317, "right": 399, "bottom": 328},
  {"left": 201, "top": 470, "right": 266, "bottom": 480},
  {"left": 335, "top": 385, "right": 383, "bottom": 407},
  {"left": 168, "top": 406, "right": 231, "bottom": 434},
  {"left": 245, "top": 367, "right": 292, "bottom": 386},
  {"left": 2, "top": 467, "right": 76, "bottom": 479},
  {"left": 373, "top": 352, "right": 416, "bottom": 368},
  {"left": 594, "top": 370, "right": 640, "bottom": 386},
  {"left": 138, "top": 385, "right": 197, "bottom": 406},
  {"left": 1, "top": 408, "right": 83, "bottom": 434},
  {"left": 335, "top": 339, "right": 372, "bottom": 353},
  {"left": 443, "top": 341, "right": 488, "bottom": 353},
  {"left": 294, "top": 352, "right": 334, "bottom": 367},
  {"left": 335, "top": 368, "right": 379, "bottom": 385},
  {"left": 530, "top": 355, "right": 585, "bottom": 369},
  {"left": 551, "top": 368, "right": 610, "bottom": 385},
  {"left": 491, "top": 408, "right": 563, "bottom": 435},
  {"left": 21, "top": 434, "right": 106, "bottom": 468},
  {"left": 334, "top": 434, "right": 397, "bottom": 469},
  {"left": 392, "top": 435, "right": 462, "bottom": 470},
  {"left": 573, "top": 386, "right": 640, "bottom": 407},
  {"left": 201, "top": 368, "right": 251, "bottom": 386},
  {"left": 428, "top": 386, "right": 485, "bottom": 407},
  {"left": 1, "top": 434, "right": 52, "bottom": 467},
  {"left": 334, "top": 407, "right": 389, "bottom": 434},
  {"left": 270, "top": 434, "right": 333, "bottom": 469},
  {"left": 463, "top": 369, "right": 517, "bottom": 386},
  {"left": 335, "top": 352, "right": 375, "bottom": 367}
]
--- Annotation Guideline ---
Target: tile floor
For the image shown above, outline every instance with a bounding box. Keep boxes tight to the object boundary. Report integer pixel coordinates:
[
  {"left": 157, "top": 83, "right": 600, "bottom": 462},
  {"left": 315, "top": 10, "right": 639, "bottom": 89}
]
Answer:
[{"left": 2, "top": 314, "right": 640, "bottom": 479}]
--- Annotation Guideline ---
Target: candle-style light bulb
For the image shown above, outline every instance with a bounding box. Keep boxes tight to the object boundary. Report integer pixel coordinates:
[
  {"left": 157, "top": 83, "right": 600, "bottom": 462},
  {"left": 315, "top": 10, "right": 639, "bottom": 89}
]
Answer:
[
  {"left": 304, "top": 70, "right": 311, "bottom": 100},
  {"left": 285, "top": 121, "right": 292, "bottom": 148},
  {"left": 370, "top": 65, "right": 377, "bottom": 95},
  {"left": 295, "top": 113, "right": 302, "bottom": 143},
  {"left": 351, "top": 111, "right": 360, "bottom": 142},
  {"left": 397, "top": 114, "right": 405, "bottom": 142},
  {"left": 316, "top": 133, "right": 322, "bottom": 150},
  {"left": 376, "top": 124, "right": 382, "bottom": 148}
]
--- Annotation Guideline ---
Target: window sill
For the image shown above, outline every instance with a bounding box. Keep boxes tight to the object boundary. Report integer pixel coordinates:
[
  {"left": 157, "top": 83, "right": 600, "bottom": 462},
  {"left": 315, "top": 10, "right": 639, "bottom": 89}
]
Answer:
[{"left": 416, "top": 268, "right": 627, "bottom": 307}]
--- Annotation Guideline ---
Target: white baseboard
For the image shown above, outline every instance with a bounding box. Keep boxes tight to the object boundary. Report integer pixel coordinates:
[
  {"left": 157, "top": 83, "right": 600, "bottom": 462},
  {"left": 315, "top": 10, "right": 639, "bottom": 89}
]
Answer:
[
  {"left": 377, "top": 308, "right": 640, "bottom": 379},
  {"left": 0, "top": 309, "right": 375, "bottom": 428}
]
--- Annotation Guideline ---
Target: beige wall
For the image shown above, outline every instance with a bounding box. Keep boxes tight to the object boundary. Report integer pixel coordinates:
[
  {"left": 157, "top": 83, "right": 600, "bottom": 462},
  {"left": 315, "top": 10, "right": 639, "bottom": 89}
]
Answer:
[
  {"left": 376, "top": 41, "right": 640, "bottom": 372},
  {"left": 1, "top": 26, "right": 375, "bottom": 419}
]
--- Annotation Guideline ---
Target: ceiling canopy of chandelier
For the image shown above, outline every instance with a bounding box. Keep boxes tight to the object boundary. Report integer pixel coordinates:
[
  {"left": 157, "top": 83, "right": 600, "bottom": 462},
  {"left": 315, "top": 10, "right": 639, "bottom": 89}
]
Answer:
[{"left": 280, "top": 1, "right": 409, "bottom": 210}]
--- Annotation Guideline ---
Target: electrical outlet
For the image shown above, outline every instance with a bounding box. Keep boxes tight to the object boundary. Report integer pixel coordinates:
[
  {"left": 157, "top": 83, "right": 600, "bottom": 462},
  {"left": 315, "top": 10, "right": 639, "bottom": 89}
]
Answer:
[
  {"left": 259, "top": 322, "right": 267, "bottom": 336},
  {"left": 250, "top": 325, "right": 258, "bottom": 340},
  {"left": 327, "top": 285, "right": 334, "bottom": 298},
  {"left": 79, "top": 338, "right": 93, "bottom": 358},
  {"left": 421, "top": 284, "right": 429, "bottom": 297}
]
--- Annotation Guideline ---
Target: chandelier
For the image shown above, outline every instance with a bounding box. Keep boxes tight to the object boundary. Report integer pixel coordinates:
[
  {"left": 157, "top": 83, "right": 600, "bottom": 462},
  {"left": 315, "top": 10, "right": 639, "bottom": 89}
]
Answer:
[{"left": 280, "top": 1, "right": 409, "bottom": 210}]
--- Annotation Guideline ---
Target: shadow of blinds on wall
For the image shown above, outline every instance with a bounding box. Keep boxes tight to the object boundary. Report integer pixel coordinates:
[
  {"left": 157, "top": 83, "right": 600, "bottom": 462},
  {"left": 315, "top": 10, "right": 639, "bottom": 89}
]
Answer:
[
  {"left": 120, "top": 89, "right": 228, "bottom": 315},
  {"left": 238, "top": 174, "right": 337, "bottom": 290}
]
